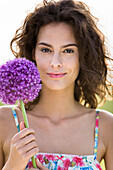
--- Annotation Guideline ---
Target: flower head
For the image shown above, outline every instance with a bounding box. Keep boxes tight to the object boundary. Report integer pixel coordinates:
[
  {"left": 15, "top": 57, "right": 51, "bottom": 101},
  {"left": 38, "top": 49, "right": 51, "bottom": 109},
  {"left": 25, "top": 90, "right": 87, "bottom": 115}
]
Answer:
[{"left": 0, "top": 58, "right": 42, "bottom": 104}]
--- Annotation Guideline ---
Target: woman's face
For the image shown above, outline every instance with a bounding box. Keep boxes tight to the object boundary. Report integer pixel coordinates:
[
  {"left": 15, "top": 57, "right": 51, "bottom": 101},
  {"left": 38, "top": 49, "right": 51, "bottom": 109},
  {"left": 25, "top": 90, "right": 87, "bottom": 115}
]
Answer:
[{"left": 35, "top": 22, "right": 79, "bottom": 90}]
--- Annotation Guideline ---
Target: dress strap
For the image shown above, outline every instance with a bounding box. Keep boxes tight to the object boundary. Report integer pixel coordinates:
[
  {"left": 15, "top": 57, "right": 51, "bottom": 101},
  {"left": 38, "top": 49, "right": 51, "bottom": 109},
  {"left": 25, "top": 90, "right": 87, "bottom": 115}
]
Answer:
[
  {"left": 94, "top": 110, "right": 99, "bottom": 160},
  {"left": 11, "top": 106, "right": 20, "bottom": 132},
  {"left": 11, "top": 106, "right": 29, "bottom": 169}
]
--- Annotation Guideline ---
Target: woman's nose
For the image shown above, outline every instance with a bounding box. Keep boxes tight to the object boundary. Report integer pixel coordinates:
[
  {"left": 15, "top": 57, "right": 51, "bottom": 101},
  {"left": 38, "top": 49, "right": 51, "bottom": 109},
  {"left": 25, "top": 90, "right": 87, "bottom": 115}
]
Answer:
[{"left": 50, "top": 53, "right": 62, "bottom": 68}]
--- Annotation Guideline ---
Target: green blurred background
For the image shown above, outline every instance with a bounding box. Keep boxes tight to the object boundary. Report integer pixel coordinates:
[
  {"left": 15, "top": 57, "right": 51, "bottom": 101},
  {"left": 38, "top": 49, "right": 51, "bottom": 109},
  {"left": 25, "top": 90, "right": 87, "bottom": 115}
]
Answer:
[
  {"left": 98, "top": 100, "right": 113, "bottom": 113},
  {"left": 0, "top": 100, "right": 113, "bottom": 169}
]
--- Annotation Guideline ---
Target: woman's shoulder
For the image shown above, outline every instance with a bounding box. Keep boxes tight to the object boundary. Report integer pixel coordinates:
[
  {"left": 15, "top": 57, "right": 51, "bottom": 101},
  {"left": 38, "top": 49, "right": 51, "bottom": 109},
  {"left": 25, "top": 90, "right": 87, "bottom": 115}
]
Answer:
[
  {"left": 84, "top": 107, "right": 113, "bottom": 138},
  {"left": 97, "top": 108, "right": 113, "bottom": 125},
  {"left": 0, "top": 105, "right": 20, "bottom": 135},
  {"left": 0, "top": 104, "right": 20, "bottom": 121},
  {"left": 96, "top": 109, "right": 113, "bottom": 132},
  {"left": 86, "top": 108, "right": 113, "bottom": 124},
  {"left": 97, "top": 109, "right": 113, "bottom": 146},
  {"left": 97, "top": 109, "right": 113, "bottom": 164}
]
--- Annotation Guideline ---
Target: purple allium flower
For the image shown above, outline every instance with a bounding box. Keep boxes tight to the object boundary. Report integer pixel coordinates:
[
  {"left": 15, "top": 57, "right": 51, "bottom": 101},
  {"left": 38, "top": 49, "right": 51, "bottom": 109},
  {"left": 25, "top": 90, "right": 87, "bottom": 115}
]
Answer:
[{"left": 0, "top": 58, "right": 42, "bottom": 104}]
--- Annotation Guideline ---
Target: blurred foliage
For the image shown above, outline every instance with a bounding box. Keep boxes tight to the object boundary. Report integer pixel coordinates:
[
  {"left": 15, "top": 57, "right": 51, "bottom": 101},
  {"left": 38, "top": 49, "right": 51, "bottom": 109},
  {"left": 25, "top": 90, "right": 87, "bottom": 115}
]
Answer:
[
  {"left": 100, "top": 159, "right": 105, "bottom": 170},
  {"left": 0, "top": 102, "right": 4, "bottom": 106},
  {"left": 98, "top": 100, "right": 113, "bottom": 113}
]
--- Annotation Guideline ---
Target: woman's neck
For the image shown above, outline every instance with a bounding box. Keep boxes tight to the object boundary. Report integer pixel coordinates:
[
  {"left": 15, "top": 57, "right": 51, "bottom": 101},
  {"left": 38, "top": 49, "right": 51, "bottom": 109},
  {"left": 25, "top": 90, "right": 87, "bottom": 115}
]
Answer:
[{"left": 32, "top": 84, "right": 83, "bottom": 123}]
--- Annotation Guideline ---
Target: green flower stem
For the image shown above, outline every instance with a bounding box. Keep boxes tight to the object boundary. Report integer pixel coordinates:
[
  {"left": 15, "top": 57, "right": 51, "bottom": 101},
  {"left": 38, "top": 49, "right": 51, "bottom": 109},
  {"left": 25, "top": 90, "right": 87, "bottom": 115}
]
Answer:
[
  {"left": 20, "top": 100, "right": 37, "bottom": 168},
  {"left": 20, "top": 100, "right": 29, "bottom": 128}
]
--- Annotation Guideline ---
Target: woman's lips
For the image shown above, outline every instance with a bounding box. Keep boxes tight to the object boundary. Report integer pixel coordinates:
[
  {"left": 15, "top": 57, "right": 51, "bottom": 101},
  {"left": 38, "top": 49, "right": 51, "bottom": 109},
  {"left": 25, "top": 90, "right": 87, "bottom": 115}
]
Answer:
[{"left": 47, "top": 73, "right": 67, "bottom": 78}]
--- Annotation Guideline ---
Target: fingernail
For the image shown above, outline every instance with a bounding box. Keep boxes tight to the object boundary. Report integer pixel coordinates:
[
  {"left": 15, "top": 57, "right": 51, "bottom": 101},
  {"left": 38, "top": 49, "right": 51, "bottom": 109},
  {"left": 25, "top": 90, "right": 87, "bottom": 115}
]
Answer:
[{"left": 35, "top": 158, "right": 39, "bottom": 162}]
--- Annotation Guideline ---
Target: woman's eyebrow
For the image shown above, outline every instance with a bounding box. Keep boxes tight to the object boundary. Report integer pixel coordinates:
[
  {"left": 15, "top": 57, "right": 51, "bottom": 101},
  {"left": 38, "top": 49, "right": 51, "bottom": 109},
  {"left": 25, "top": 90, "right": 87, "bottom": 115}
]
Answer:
[
  {"left": 63, "top": 44, "right": 78, "bottom": 48},
  {"left": 37, "top": 42, "right": 78, "bottom": 48},
  {"left": 37, "top": 42, "right": 52, "bottom": 47}
]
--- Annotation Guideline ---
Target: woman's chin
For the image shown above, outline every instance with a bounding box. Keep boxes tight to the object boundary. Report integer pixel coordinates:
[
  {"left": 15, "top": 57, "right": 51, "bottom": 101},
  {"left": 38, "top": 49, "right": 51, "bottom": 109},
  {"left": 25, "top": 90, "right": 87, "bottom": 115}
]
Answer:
[{"left": 43, "top": 83, "right": 69, "bottom": 91}]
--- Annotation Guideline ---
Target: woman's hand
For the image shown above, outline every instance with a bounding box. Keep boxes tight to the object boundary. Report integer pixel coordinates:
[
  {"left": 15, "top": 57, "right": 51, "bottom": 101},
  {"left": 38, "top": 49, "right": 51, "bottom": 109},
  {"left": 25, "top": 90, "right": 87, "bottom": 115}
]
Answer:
[
  {"left": 5, "top": 121, "right": 39, "bottom": 170},
  {"left": 29, "top": 158, "right": 49, "bottom": 170}
]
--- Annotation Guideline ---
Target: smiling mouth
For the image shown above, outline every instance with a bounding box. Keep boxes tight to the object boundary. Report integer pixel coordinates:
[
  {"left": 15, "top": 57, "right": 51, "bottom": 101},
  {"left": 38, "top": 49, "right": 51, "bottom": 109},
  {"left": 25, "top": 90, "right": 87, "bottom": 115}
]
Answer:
[{"left": 47, "top": 73, "right": 67, "bottom": 78}]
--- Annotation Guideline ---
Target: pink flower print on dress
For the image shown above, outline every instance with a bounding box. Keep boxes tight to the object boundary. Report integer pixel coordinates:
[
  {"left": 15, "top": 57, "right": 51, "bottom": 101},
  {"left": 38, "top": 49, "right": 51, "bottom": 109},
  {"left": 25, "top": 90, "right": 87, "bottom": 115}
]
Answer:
[
  {"left": 96, "top": 163, "right": 102, "bottom": 170},
  {"left": 72, "top": 156, "right": 85, "bottom": 166},
  {"left": 36, "top": 154, "right": 44, "bottom": 164},
  {"left": 57, "top": 166, "right": 64, "bottom": 170},
  {"left": 28, "top": 161, "right": 33, "bottom": 168},
  {"left": 45, "top": 154, "right": 56, "bottom": 161},
  {"left": 63, "top": 158, "right": 70, "bottom": 170}
]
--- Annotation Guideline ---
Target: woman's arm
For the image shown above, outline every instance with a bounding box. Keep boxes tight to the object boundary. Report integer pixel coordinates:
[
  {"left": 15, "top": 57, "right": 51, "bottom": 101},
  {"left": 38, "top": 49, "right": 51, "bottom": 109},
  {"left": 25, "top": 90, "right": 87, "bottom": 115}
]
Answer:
[
  {"left": 0, "top": 106, "right": 39, "bottom": 170},
  {"left": 100, "top": 110, "right": 113, "bottom": 169},
  {"left": 104, "top": 112, "right": 113, "bottom": 169},
  {"left": 29, "top": 159, "right": 49, "bottom": 170},
  {"left": 0, "top": 107, "right": 7, "bottom": 169},
  {"left": 0, "top": 136, "right": 4, "bottom": 169}
]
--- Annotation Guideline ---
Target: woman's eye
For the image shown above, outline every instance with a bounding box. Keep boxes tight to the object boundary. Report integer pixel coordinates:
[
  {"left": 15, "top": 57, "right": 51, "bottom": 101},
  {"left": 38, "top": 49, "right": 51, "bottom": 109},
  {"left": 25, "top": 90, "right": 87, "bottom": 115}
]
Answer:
[
  {"left": 63, "top": 49, "right": 74, "bottom": 54},
  {"left": 41, "top": 48, "right": 52, "bottom": 53}
]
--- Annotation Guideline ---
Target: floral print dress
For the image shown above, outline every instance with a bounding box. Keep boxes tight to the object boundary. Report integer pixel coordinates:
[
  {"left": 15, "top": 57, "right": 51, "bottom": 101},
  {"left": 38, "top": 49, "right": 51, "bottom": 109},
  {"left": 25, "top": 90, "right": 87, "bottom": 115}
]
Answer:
[
  {"left": 11, "top": 107, "right": 102, "bottom": 170},
  {"left": 28, "top": 153, "right": 102, "bottom": 170}
]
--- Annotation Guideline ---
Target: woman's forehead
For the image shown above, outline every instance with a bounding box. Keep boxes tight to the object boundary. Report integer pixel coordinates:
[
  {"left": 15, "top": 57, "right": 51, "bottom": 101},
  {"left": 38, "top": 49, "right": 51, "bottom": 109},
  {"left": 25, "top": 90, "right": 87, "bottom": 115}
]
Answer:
[{"left": 37, "top": 22, "right": 77, "bottom": 44}]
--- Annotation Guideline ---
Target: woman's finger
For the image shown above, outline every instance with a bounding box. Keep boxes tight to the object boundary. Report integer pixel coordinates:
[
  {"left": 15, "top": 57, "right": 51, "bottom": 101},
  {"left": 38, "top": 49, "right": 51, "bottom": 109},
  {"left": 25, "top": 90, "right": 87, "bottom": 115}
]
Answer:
[
  {"left": 17, "top": 140, "right": 38, "bottom": 154},
  {"left": 14, "top": 133, "right": 36, "bottom": 150},
  {"left": 36, "top": 158, "right": 49, "bottom": 170},
  {"left": 20, "top": 121, "right": 25, "bottom": 130},
  {"left": 29, "top": 158, "right": 49, "bottom": 169},
  {"left": 11, "top": 127, "right": 35, "bottom": 144}
]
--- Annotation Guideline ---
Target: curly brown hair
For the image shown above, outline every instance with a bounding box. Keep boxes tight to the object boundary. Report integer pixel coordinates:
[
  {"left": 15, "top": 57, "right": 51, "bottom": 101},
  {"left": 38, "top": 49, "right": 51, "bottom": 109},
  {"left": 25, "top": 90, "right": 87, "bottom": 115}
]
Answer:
[{"left": 10, "top": 0, "right": 113, "bottom": 110}]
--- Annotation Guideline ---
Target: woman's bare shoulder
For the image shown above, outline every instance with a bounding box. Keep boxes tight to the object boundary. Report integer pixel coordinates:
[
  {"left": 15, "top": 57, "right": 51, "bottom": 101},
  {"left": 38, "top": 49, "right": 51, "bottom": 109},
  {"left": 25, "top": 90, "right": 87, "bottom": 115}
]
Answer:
[
  {"left": 0, "top": 105, "right": 12, "bottom": 123},
  {"left": 98, "top": 109, "right": 113, "bottom": 124},
  {"left": 97, "top": 109, "right": 113, "bottom": 131},
  {"left": 0, "top": 105, "right": 20, "bottom": 135},
  {"left": 98, "top": 109, "right": 113, "bottom": 166},
  {"left": 97, "top": 109, "right": 113, "bottom": 144},
  {"left": 0, "top": 105, "right": 20, "bottom": 121}
]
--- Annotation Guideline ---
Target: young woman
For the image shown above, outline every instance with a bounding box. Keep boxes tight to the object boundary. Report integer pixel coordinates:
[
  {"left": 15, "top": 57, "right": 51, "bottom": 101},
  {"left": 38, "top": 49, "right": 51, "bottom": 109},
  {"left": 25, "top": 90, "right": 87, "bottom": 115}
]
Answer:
[{"left": 0, "top": 0, "right": 113, "bottom": 169}]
